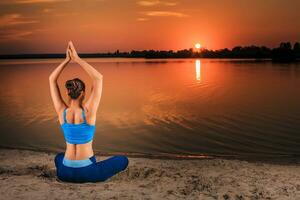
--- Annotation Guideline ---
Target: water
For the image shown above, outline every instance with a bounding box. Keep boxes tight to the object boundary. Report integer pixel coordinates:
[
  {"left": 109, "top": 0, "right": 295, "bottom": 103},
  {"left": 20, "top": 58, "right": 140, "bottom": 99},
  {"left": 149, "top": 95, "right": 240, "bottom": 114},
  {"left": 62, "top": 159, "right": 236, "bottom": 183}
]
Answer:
[{"left": 0, "top": 58, "right": 300, "bottom": 158}]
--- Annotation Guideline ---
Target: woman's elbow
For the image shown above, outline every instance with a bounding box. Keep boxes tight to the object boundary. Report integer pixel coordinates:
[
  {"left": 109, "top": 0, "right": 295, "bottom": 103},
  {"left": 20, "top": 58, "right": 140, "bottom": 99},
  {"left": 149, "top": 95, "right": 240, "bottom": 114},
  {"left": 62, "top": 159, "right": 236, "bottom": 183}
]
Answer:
[
  {"left": 94, "top": 74, "right": 103, "bottom": 81},
  {"left": 49, "top": 75, "right": 57, "bottom": 82}
]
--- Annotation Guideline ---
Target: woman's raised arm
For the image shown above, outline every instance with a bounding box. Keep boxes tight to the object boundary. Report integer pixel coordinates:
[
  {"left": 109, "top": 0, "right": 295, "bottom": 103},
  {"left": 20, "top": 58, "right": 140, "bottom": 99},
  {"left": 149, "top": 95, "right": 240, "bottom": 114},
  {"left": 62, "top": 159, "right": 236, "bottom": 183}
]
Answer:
[
  {"left": 49, "top": 47, "right": 71, "bottom": 114},
  {"left": 68, "top": 41, "right": 103, "bottom": 117}
]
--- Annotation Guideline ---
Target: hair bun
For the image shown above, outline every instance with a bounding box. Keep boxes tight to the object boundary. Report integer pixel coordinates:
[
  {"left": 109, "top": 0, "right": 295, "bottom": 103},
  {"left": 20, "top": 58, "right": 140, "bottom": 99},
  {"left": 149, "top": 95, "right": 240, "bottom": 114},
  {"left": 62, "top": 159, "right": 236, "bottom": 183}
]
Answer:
[
  {"left": 66, "top": 80, "right": 75, "bottom": 89},
  {"left": 65, "top": 78, "right": 85, "bottom": 99}
]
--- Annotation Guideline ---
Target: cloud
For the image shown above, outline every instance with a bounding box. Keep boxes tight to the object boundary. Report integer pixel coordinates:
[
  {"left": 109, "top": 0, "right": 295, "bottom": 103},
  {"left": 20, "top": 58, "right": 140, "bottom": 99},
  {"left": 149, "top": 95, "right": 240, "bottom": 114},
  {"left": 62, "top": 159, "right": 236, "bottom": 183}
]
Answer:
[
  {"left": 54, "top": 11, "right": 78, "bottom": 17},
  {"left": 0, "top": 0, "right": 71, "bottom": 4},
  {"left": 137, "top": 17, "right": 149, "bottom": 21},
  {"left": 137, "top": 0, "right": 177, "bottom": 6},
  {"left": 16, "top": 0, "right": 71, "bottom": 3},
  {"left": 0, "top": 27, "right": 49, "bottom": 41},
  {"left": 143, "top": 11, "right": 188, "bottom": 17},
  {"left": 42, "top": 8, "right": 54, "bottom": 13},
  {"left": 0, "top": 29, "right": 33, "bottom": 41},
  {"left": 0, "top": 13, "right": 39, "bottom": 27},
  {"left": 0, "top": 13, "right": 39, "bottom": 41}
]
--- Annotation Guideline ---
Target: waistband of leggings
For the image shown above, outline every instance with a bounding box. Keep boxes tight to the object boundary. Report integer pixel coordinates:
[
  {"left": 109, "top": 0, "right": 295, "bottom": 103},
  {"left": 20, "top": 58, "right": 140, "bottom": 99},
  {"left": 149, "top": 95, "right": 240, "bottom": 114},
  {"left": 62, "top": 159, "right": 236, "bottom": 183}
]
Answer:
[{"left": 62, "top": 156, "right": 94, "bottom": 168}]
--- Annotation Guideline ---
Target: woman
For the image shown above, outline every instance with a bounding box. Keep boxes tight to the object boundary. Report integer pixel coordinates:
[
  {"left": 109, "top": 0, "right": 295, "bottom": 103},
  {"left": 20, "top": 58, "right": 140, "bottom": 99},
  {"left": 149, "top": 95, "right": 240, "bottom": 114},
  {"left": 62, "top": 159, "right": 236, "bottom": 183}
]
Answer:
[{"left": 49, "top": 41, "right": 128, "bottom": 183}]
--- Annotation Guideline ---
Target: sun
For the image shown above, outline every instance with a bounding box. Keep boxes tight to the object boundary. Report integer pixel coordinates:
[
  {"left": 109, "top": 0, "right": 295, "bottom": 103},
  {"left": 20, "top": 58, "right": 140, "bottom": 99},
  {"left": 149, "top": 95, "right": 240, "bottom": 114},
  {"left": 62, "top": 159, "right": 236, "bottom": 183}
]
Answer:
[{"left": 195, "top": 43, "right": 201, "bottom": 49}]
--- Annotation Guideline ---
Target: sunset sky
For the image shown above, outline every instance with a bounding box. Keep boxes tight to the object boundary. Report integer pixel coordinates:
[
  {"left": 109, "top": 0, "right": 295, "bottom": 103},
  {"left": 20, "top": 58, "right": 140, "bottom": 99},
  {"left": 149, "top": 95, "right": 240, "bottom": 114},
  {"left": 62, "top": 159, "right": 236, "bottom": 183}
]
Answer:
[{"left": 0, "top": 0, "right": 299, "bottom": 54}]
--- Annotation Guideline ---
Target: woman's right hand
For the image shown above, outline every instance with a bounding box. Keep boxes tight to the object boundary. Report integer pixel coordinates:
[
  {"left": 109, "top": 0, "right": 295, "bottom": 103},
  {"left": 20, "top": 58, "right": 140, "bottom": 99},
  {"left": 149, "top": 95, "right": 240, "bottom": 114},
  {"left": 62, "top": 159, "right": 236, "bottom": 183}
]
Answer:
[
  {"left": 68, "top": 41, "right": 80, "bottom": 61},
  {"left": 66, "top": 47, "right": 72, "bottom": 62}
]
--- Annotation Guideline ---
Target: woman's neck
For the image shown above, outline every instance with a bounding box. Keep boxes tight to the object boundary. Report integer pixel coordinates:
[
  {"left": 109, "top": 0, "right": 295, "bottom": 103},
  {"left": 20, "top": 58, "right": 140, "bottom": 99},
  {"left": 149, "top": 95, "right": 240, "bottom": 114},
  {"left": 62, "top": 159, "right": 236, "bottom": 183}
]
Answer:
[{"left": 69, "top": 99, "right": 81, "bottom": 109}]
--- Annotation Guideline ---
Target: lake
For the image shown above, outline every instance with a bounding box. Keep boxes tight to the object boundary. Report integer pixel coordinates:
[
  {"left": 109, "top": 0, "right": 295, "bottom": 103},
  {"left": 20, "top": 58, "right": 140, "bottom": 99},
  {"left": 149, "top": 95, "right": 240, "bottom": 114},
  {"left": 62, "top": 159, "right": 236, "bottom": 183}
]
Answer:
[{"left": 0, "top": 58, "right": 300, "bottom": 159}]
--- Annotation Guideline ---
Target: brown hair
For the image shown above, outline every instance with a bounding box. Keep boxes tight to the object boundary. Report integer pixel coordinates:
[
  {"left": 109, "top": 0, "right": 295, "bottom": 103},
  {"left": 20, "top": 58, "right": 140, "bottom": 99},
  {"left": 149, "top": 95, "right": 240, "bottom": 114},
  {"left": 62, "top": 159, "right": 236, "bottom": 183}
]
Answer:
[{"left": 65, "top": 78, "right": 85, "bottom": 99}]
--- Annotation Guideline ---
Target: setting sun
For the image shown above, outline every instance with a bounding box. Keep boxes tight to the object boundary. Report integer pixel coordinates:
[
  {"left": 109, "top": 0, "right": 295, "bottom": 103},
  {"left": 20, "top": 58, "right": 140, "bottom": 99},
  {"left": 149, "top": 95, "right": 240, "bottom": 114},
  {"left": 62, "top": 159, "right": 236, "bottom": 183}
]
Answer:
[{"left": 195, "top": 43, "right": 201, "bottom": 49}]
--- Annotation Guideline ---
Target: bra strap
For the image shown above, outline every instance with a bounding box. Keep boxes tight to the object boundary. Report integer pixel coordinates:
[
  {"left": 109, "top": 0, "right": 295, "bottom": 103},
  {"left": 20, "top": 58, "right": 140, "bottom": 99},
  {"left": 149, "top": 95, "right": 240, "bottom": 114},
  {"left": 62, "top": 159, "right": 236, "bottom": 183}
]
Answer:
[
  {"left": 81, "top": 108, "right": 87, "bottom": 123},
  {"left": 63, "top": 108, "right": 68, "bottom": 123}
]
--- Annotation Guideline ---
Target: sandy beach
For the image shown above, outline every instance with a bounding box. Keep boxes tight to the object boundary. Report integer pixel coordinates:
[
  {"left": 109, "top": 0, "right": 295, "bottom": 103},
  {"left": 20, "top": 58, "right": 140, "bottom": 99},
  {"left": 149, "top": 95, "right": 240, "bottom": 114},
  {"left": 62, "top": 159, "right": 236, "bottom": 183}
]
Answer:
[{"left": 0, "top": 149, "right": 299, "bottom": 200}]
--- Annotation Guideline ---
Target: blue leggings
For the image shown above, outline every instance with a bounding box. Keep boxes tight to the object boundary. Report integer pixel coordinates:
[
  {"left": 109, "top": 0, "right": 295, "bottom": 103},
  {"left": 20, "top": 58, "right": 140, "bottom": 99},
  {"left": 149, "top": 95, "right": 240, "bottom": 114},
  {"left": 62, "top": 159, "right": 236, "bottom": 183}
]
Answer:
[{"left": 54, "top": 153, "right": 129, "bottom": 183}]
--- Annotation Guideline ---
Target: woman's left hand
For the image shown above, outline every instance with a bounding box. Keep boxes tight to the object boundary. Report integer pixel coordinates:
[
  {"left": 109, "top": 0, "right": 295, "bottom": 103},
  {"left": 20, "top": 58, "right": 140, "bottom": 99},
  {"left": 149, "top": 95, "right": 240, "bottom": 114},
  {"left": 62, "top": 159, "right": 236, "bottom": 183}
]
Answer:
[
  {"left": 65, "top": 44, "right": 72, "bottom": 62},
  {"left": 68, "top": 41, "right": 80, "bottom": 61}
]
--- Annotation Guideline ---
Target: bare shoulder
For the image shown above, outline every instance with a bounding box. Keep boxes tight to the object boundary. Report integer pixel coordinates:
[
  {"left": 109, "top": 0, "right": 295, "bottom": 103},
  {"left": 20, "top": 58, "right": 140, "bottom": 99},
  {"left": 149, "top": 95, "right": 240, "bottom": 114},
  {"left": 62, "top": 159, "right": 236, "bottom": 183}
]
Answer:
[
  {"left": 82, "top": 104, "right": 89, "bottom": 114},
  {"left": 58, "top": 106, "right": 67, "bottom": 125},
  {"left": 82, "top": 103, "right": 98, "bottom": 115},
  {"left": 82, "top": 104, "right": 97, "bottom": 124}
]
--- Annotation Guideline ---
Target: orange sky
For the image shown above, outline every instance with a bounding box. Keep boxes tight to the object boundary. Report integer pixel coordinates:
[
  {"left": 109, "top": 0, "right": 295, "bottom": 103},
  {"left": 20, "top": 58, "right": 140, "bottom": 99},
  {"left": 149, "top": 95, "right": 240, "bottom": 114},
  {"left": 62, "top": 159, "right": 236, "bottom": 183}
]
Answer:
[{"left": 0, "top": 0, "right": 299, "bottom": 54}]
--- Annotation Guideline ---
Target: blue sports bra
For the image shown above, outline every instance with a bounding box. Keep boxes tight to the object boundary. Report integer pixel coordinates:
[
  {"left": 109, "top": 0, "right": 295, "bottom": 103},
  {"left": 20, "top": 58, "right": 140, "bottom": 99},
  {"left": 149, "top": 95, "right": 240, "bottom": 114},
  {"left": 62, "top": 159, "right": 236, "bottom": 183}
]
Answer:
[{"left": 61, "top": 108, "right": 96, "bottom": 144}]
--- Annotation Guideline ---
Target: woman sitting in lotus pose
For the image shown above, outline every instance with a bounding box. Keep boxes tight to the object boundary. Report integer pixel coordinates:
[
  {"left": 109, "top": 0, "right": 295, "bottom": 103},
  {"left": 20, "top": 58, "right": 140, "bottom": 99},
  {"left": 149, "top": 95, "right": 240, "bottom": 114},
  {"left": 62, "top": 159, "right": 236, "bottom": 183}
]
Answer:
[{"left": 49, "top": 41, "right": 128, "bottom": 183}]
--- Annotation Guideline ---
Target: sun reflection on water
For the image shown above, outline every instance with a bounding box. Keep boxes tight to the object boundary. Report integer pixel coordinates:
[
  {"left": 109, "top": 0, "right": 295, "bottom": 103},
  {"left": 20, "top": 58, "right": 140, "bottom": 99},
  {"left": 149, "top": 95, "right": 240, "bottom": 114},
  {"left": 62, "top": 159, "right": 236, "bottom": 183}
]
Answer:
[{"left": 195, "top": 59, "right": 201, "bottom": 81}]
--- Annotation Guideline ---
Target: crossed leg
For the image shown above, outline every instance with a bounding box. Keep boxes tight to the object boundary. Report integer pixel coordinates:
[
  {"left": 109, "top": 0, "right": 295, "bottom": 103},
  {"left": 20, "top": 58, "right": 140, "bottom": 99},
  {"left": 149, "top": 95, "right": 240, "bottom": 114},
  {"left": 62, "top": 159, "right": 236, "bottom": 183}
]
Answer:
[{"left": 95, "top": 155, "right": 129, "bottom": 181}]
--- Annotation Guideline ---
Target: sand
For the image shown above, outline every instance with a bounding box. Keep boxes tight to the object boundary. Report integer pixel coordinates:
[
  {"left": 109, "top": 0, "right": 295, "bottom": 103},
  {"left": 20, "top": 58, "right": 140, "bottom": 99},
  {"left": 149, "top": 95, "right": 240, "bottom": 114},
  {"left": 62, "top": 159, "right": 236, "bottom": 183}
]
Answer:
[{"left": 0, "top": 149, "right": 299, "bottom": 200}]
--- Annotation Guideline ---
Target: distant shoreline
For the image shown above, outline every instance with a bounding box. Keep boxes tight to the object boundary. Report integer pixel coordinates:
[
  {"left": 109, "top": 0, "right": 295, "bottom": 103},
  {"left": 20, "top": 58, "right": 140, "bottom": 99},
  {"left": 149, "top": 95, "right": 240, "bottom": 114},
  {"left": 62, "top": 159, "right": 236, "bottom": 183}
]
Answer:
[
  {"left": 0, "top": 54, "right": 299, "bottom": 62},
  {"left": 1, "top": 42, "right": 299, "bottom": 62}
]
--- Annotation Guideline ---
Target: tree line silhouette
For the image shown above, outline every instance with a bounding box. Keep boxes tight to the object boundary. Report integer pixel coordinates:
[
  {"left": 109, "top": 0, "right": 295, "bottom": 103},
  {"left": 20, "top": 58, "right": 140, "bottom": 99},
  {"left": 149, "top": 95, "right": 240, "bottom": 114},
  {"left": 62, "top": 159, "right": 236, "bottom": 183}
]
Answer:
[{"left": 1, "top": 42, "right": 299, "bottom": 62}]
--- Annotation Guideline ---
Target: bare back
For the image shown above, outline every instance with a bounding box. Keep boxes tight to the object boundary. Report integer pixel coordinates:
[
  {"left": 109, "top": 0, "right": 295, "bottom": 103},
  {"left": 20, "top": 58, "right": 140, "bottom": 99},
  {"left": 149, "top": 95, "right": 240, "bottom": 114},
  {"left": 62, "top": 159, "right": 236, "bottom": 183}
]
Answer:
[{"left": 58, "top": 106, "right": 95, "bottom": 160}]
